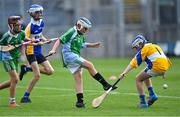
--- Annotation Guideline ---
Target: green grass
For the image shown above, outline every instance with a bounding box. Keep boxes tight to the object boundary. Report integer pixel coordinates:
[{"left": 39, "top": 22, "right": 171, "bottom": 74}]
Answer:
[{"left": 0, "top": 58, "right": 180, "bottom": 116}]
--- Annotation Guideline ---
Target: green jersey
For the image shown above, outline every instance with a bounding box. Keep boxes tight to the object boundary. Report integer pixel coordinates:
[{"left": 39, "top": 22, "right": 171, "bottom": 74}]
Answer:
[
  {"left": 0, "top": 31, "right": 26, "bottom": 59},
  {"left": 60, "top": 26, "right": 86, "bottom": 55}
]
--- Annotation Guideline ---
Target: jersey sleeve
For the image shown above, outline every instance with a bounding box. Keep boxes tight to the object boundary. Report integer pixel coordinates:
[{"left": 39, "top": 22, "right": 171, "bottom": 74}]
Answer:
[
  {"left": 21, "top": 31, "right": 26, "bottom": 41},
  {"left": 130, "top": 46, "right": 149, "bottom": 68},
  {"left": 41, "top": 19, "right": 45, "bottom": 28},
  {"left": 81, "top": 37, "right": 86, "bottom": 48},
  {"left": 0, "top": 33, "right": 8, "bottom": 45},
  {"left": 0, "top": 34, "right": 5, "bottom": 44},
  {"left": 25, "top": 23, "right": 31, "bottom": 38},
  {"left": 60, "top": 28, "right": 75, "bottom": 44}
]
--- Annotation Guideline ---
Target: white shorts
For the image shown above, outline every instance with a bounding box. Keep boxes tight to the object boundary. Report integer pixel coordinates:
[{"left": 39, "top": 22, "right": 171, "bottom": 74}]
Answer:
[
  {"left": 63, "top": 52, "right": 85, "bottom": 74},
  {"left": 0, "top": 51, "right": 12, "bottom": 61},
  {"left": 144, "top": 67, "right": 165, "bottom": 77}
]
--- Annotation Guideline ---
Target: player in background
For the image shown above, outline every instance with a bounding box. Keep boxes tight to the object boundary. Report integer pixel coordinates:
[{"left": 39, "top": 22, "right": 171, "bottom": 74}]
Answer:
[
  {"left": 19, "top": 4, "right": 54, "bottom": 103},
  {"left": 0, "top": 16, "right": 28, "bottom": 107},
  {"left": 119, "top": 34, "right": 171, "bottom": 108},
  {"left": 49, "top": 17, "right": 117, "bottom": 108}
]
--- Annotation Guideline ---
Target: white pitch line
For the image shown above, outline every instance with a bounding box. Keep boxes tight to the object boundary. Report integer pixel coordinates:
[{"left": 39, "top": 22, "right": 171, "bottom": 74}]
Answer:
[{"left": 17, "top": 86, "right": 180, "bottom": 99}]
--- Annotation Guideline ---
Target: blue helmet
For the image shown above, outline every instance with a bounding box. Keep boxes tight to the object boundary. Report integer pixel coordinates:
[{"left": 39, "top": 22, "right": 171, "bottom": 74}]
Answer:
[
  {"left": 131, "top": 34, "right": 147, "bottom": 49},
  {"left": 28, "top": 4, "right": 43, "bottom": 13},
  {"left": 77, "top": 17, "right": 92, "bottom": 29}
]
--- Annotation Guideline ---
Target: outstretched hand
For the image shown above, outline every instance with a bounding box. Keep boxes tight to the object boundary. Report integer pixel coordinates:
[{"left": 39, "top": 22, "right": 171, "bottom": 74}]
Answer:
[
  {"left": 45, "top": 38, "right": 52, "bottom": 44},
  {"left": 94, "top": 42, "right": 101, "bottom": 48}
]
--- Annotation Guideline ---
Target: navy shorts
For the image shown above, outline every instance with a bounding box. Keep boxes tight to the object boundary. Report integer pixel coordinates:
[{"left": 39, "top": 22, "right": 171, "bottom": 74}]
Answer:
[{"left": 26, "top": 54, "right": 46, "bottom": 65}]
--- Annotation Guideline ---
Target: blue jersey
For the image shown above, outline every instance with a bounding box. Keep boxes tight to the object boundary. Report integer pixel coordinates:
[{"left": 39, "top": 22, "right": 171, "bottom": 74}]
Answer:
[{"left": 25, "top": 18, "right": 44, "bottom": 55}]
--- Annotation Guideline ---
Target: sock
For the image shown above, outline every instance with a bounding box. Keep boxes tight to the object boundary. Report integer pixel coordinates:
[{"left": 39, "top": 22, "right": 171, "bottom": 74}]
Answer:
[
  {"left": 9, "top": 98, "right": 16, "bottom": 103},
  {"left": 23, "top": 92, "right": 30, "bottom": 98},
  {"left": 139, "top": 95, "right": 146, "bottom": 104},
  {"left": 148, "top": 87, "right": 156, "bottom": 97},
  {"left": 76, "top": 93, "right": 83, "bottom": 103},
  {"left": 93, "top": 73, "right": 109, "bottom": 87}
]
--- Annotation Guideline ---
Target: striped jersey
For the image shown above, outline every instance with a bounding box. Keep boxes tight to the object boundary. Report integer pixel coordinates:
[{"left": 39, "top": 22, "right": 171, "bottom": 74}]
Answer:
[
  {"left": 60, "top": 26, "right": 86, "bottom": 55},
  {"left": 25, "top": 18, "right": 44, "bottom": 55},
  {"left": 130, "top": 43, "right": 171, "bottom": 73},
  {"left": 0, "top": 31, "right": 26, "bottom": 59}
]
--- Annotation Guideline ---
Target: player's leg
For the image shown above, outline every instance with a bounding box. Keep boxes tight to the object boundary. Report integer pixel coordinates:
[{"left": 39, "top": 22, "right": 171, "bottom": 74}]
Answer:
[
  {"left": 144, "top": 68, "right": 159, "bottom": 106},
  {"left": 27, "top": 62, "right": 41, "bottom": 92},
  {"left": 33, "top": 54, "right": 54, "bottom": 75},
  {"left": 8, "top": 70, "right": 19, "bottom": 107},
  {"left": 135, "top": 70, "right": 151, "bottom": 108},
  {"left": 144, "top": 78, "right": 158, "bottom": 106},
  {"left": 63, "top": 53, "right": 113, "bottom": 90},
  {"left": 19, "top": 54, "right": 54, "bottom": 80},
  {"left": 19, "top": 64, "right": 32, "bottom": 81},
  {"left": 21, "top": 60, "right": 41, "bottom": 103},
  {"left": 39, "top": 60, "right": 54, "bottom": 75},
  {"left": 19, "top": 54, "right": 34, "bottom": 81},
  {"left": 82, "top": 59, "right": 117, "bottom": 91},
  {"left": 73, "top": 70, "right": 85, "bottom": 108},
  {"left": 2, "top": 60, "right": 19, "bottom": 107},
  {"left": 0, "top": 80, "right": 11, "bottom": 90}
]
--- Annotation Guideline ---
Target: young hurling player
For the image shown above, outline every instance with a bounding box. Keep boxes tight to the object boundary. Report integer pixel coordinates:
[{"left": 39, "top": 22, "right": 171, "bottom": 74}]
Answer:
[
  {"left": 19, "top": 4, "right": 54, "bottom": 103},
  {"left": 49, "top": 17, "right": 117, "bottom": 108},
  {"left": 119, "top": 34, "right": 171, "bottom": 108},
  {"left": 0, "top": 16, "right": 28, "bottom": 107}
]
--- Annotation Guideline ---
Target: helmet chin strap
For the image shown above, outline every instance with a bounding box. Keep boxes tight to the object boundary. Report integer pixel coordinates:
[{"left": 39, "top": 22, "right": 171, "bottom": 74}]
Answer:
[{"left": 8, "top": 24, "right": 14, "bottom": 33}]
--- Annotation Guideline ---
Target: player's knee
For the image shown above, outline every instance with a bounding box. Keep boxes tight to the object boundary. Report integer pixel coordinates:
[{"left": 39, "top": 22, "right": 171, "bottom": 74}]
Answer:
[
  {"left": 47, "top": 70, "right": 54, "bottom": 75},
  {"left": 87, "top": 61, "right": 94, "bottom": 69},
  {"left": 46, "top": 68, "right": 54, "bottom": 75},
  {"left": 136, "top": 77, "right": 142, "bottom": 83},
  {"left": 13, "top": 77, "right": 19, "bottom": 84}
]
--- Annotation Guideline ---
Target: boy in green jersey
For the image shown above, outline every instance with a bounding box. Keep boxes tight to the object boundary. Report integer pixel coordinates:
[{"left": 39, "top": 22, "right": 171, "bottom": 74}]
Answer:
[
  {"left": 0, "top": 16, "right": 28, "bottom": 107},
  {"left": 49, "top": 17, "right": 117, "bottom": 108}
]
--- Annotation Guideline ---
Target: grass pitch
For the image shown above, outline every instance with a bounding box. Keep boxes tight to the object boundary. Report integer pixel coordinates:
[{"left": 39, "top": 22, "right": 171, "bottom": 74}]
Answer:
[{"left": 0, "top": 58, "right": 180, "bottom": 116}]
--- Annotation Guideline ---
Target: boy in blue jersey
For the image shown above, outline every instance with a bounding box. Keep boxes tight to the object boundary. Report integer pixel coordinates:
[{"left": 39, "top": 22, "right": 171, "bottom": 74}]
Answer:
[
  {"left": 19, "top": 4, "right": 54, "bottom": 103},
  {"left": 49, "top": 17, "right": 117, "bottom": 108}
]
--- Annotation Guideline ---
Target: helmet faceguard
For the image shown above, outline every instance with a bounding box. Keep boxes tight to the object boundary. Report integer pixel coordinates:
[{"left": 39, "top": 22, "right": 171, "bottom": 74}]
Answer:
[
  {"left": 28, "top": 4, "right": 43, "bottom": 20},
  {"left": 8, "top": 16, "right": 22, "bottom": 34},
  {"left": 131, "top": 34, "right": 147, "bottom": 50},
  {"left": 76, "top": 17, "right": 92, "bottom": 33}
]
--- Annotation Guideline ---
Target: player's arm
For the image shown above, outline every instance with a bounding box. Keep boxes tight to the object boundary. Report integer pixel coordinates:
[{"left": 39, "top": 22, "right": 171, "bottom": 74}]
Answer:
[
  {"left": 37, "top": 34, "right": 55, "bottom": 45},
  {"left": 85, "top": 42, "right": 101, "bottom": 48},
  {"left": 121, "top": 64, "right": 134, "bottom": 75},
  {"left": 40, "top": 34, "right": 47, "bottom": 41},
  {"left": 49, "top": 39, "right": 61, "bottom": 55},
  {"left": 0, "top": 45, "right": 15, "bottom": 52},
  {"left": 40, "top": 34, "right": 51, "bottom": 43},
  {"left": 0, "top": 35, "right": 16, "bottom": 51},
  {"left": 119, "top": 60, "right": 135, "bottom": 80},
  {"left": 119, "top": 54, "right": 139, "bottom": 79},
  {"left": 37, "top": 35, "right": 48, "bottom": 45}
]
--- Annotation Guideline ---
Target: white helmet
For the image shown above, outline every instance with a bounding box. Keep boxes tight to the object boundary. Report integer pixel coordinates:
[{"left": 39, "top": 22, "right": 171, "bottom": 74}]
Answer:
[
  {"left": 131, "top": 34, "right": 147, "bottom": 49},
  {"left": 28, "top": 4, "right": 43, "bottom": 13},
  {"left": 77, "top": 17, "right": 92, "bottom": 29}
]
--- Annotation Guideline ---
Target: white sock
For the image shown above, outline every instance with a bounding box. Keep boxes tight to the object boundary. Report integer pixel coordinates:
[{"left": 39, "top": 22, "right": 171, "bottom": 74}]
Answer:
[{"left": 9, "top": 98, "right": 16, "bottom": 103}]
